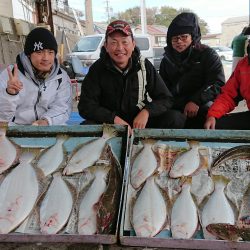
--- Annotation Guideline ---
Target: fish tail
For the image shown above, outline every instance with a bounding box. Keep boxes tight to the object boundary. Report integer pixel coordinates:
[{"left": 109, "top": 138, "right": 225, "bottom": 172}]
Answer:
[
  {"left": 102, "top": 124, "right": 118, "bottom": 140},
  {"left": 0, "top": 122, "right": 8, "bottom": 135},
  {"left": 141, "top": 139, "right": 156, "bottom": 146},
  {"left": 212, "top": 175, "right": 230, "bottom": 185},
  {"left": 56, "top": 134, "right": 69, "bottom": 141}
]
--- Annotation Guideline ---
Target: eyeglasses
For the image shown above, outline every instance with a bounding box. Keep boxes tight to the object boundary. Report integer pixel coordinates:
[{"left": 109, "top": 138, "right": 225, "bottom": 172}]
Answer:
[{"left": 171, "top": 34, "right": 190, "bottom": 43}]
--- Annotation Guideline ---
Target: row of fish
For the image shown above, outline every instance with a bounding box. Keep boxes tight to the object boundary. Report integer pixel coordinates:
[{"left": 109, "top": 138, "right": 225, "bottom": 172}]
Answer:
[
  {"left": 0, "top": 124, "right": 118, "bottom": 177},
  {"left": 128, "top": 140, "right": 250, "bottom": 241},
  {"left": 0, "top": 124, "right": 121, "bottom": 235}
]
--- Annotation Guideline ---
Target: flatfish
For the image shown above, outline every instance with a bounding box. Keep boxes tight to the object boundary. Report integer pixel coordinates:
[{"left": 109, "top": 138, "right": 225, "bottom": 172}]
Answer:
[
  {"left": 171, "top": 179, "right": 198, "bottom": 239},
  {"left": 169, "top": 142, "right": 200, "bottom": 178},
  {"left": 130, "top": 139, "right": 157, "bottom": 189},
  {"left": 237, "top": 184, "right": 250, "bottom": 228},
  {"left": 96, "top": 149, "right": 121, "bottom": 234},
  {"left": 0, "top": 150, "right": 39, "bottom": 233},
  {"left": 40, "top": 172, "right": 73, "bottom": 234},
  {"left": 212, "top": 145, "right": 250, "bottom": 169},
  {"left": 63, "top": 125, "right": 117, "bottom": 175},
  {"left": 78, "top": 165, "right": 110, "bottom": 234},
  {"left": 0, "top": 123, "right": 19, "bottom": 174},
  {"left": 36, "top": 135, "right": 68, "bottom": 177},
  {"left": 201, "top": 176, "right": 235, "bottom": 239},
  {"left": 131, "top": 176, "right": 167, "bottom": 237}
]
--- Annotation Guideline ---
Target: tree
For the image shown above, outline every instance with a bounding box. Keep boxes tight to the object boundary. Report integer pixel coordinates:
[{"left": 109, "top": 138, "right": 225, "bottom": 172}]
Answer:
[{"left": 116, "top": 6, "right": 209, "bottom": 35}]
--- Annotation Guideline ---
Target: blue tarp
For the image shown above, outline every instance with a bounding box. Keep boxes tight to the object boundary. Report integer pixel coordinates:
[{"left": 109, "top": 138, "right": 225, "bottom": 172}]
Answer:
[{"left": 66, "top": 112, "right": 84, "bottom": 125}]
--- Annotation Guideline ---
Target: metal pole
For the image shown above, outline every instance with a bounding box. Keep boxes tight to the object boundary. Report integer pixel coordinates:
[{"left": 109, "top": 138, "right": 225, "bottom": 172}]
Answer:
[{"left": 140, "top": 0, "right": 147, "bottom": 34}]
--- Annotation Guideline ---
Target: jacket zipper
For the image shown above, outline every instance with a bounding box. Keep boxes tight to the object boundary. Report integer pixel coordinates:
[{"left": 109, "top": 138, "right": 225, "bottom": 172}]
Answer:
[{"left": 34, "top": 81, "right": 44, "bottom": 120}]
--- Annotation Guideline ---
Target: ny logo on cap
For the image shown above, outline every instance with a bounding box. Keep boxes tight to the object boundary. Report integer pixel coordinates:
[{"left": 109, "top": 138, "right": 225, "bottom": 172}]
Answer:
[{"left": 34, "top": 41, "right": 43, "bottom": 51}]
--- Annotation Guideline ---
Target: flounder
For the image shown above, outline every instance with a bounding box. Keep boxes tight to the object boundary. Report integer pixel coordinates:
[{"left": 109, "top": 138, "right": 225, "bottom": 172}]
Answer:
[
  {"left": 131, "top": 176, "right": 168, "bottom": 237},
  {"left": 0, "top": 149, "right": 39, "bottom": 233},
  {"left": 171, "top": 179, "right": 198, "bottom": 239},
  {"left": 63, "top": 125, "right": 117, "bottom": 175},
  {"left": 201, "top": 175, "right": 235, "bottom": 239},
  {"left": 40, "top": 172, "right": 73, "bottom": 234},
  {"left": 36, "top": 135, "right": 68, "bottom": 177},
  {"left": 78, "top": 165, "right": 110, "bottom": 235},
  {"left": 169, "top": 142, "right": 200, "bottom": 178},
  {"left": 0, "top": 123, "right": 19, "bottom": 174},
  {"left": 130, "top": 139, "right": 157, "bottom": 189}
]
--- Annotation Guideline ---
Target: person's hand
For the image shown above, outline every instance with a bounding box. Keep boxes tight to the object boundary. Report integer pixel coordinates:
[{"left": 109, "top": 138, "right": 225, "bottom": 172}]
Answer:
[
  {"left": 6, "top": 64, "right": 23, "bottom": 95},
  {"left": 204, "top": 116, "right": 216, "bottom": 130},
  {"left": 32, "top": 119, "right": 49, "bottom": 126},
  {"left": 184, "top": 102, "right": 199, "bottom": 118},
  {"left": 133, "top": 109, "right": 149, "bottom": 129},
  {"left": 114, "top": 116, "right": 132, "bottom": 135}
]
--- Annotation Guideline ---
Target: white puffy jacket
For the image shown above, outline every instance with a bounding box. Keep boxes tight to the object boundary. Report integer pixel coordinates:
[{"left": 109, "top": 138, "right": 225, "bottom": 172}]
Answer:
[{"left": 0, "top": 52, "right": 72, "bottom": 125}]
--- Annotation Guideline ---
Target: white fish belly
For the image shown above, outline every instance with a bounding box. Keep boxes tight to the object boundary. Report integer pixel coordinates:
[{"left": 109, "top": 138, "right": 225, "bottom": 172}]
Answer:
[
  {"left": 0, "top": 163, "right": 39, "bottom": 233},
  {"left": 131, "top": 146, "right": 157, "bottom": 189},
  {"left": 37, "top": 140, "right": 65, "bottom": 176},
  {"left": 202, "top": 187, "right": 235, "bottom": 239},
  {"left": 78, "top": 168, "right": 108, "bottom": 234},
  {"left": 63, "top": 138, "right": 106, "bottom": 175},
  {"left": 40, "top": 174, "right": 73, "bottom": 234},
  {"left": 170, "top": 147, "right": 200, "bottom": 178},
  {"left": 132, "top": 177, "right": 167, "bottom": 237},
  {"left": 0, "top": 136, "right": 17, "bottom": 174},
  {"left": 171, "top": 185, "right": 198, "bottom": 239}
]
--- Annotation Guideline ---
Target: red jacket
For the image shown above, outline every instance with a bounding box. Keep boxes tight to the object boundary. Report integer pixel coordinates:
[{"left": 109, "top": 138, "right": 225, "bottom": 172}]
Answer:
[{"left": 207, "top": 56, "right": 250, "bottom": 119}]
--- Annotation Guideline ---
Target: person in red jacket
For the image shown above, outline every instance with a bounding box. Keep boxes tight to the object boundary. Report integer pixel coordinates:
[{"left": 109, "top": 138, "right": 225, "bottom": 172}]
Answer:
[{"left": 204, "top": 48, "right": 250, "bottom": 130}]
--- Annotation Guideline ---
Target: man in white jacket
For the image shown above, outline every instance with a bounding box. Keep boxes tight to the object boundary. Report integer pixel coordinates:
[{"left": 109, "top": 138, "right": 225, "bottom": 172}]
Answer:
[{"left": 0, "top": 27, "right": 72, "bottom": 125}]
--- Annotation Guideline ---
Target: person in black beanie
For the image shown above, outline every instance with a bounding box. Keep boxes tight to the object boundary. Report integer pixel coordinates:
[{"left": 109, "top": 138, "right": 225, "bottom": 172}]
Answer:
[
  {"left": 0, "top": 27, "right": 72, "bottom": 125},
  {"left": 159, "top": 12, "right": 225, "bottom": 128}
]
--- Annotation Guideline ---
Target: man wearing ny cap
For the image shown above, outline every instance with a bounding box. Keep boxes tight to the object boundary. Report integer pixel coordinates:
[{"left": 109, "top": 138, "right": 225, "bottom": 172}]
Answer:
[
  {"left": 159, "top": 12, "right": 225, "bottom": 128},
  {"left": 0, "top": 27, "right": 72, "bottom": 125},
  {"left": 78, "top": 20, "right": 173, "bottom": 132}
]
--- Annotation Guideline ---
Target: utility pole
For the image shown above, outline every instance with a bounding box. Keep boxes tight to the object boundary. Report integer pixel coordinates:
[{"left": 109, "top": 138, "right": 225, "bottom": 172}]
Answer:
[
  {"left": 35, "top": 0, "right": 54, "bottom": 34},
  {"left": 85, "top": 0, "right": 94, "bottom": 35},
  {"left": 140, "top": 0, "right": 147, "bottom": 34},
  {"left": 104, "top": 0, "right": 113, "bottom": 23}
]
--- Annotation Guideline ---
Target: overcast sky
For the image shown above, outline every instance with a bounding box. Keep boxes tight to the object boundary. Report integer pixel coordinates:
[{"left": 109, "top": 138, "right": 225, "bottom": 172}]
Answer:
[{"left": 68, "top": 0, "right": 249, "bottom": 33}]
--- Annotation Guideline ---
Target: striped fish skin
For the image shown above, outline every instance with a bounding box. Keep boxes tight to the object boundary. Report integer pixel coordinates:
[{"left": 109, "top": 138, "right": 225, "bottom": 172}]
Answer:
[
  {"left": 36, "top": 136, "right": 67, "bottom": 177},
  {"left": 169, "top": 145, "right": 200, "bottom": 178},
  {"left": 78, "top": 167, "right": 109, "bottom": 235},
  {"left": 130, "top": 140, "right": 157, "bottom": 189},
  {"left": 237, "top": 184, "right": 250, "bottom": 228},
  {"left": 0, "top": 128, "right": 17, "bottom": 174},
  {"left": 171, "top": 182, "right": 198, "bottom": 239},
  {"left": 63, "top": 126, "right": 117, "bottom": 175},
  {"left": 201, "top": 177, "right": 235, "bottom": 239},
  {"left": 40, "top": 173, "right": 73, "bottom": 234},
  {"left": 0, "top": 152, "right": 39, "bottom": 233},
  {"left": 132, "top": 176, "right": 167, "bottom": 237},
  {"left": 212, "top": 145, "right": 250, "bottom": 169}
]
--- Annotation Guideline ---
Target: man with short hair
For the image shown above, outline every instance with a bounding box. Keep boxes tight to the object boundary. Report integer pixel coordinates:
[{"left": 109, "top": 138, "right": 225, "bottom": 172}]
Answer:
[
  {"left": 78, "top": 20, "right": 173, "bottom": 132},
  {"left": 159, "top": 12, "right": 225, "bottom": 129},
  {"left": 0, "top": 27, "right": 72, "bottom": 125}
]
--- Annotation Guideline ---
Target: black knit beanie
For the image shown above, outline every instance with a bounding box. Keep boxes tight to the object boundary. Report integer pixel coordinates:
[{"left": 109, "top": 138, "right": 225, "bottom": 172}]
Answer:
[{"left": 24, "top": 27, "right": 58, "bottom": 55}]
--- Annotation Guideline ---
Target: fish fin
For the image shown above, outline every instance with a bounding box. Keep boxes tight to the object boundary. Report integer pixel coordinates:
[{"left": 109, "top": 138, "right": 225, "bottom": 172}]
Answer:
[{"left": 102, "top": 124, "right": 118, "bottom": 140}]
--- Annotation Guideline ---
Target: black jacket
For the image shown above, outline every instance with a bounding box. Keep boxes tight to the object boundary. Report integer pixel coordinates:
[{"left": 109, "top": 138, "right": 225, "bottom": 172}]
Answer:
[
  {"left": 160, "top": 12, "right": 225, "bottom": 111},
  {"left": 159, "top": 45, "right": 225, "bottom": 111},
  {"left": 78, "top": 47, "right": 173, "bottom": 125}
]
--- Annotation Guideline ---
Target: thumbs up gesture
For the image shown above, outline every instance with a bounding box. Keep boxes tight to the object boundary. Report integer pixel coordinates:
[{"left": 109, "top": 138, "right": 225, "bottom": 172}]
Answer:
[{"left": 6, "top": 64, "right": 23, "bottom": 95}]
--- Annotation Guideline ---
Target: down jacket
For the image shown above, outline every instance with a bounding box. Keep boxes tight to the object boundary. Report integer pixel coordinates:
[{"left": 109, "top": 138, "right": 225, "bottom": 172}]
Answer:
[
  {"left": 207, "top": 56, "right": 250, "bottom": 119},
  {"left": 78, "top": 47, "right": 173, "bottom": 125},
  {"left": 0, "top": 52, "right": 72, "bottom": 125},
  {"left": 160, "top": 12, "right": 225, "bottom": 112}
]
